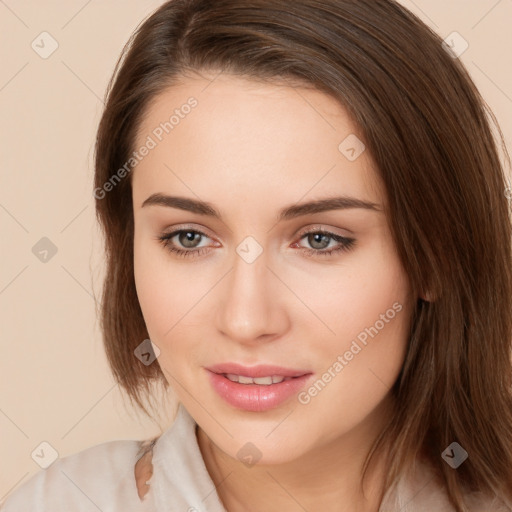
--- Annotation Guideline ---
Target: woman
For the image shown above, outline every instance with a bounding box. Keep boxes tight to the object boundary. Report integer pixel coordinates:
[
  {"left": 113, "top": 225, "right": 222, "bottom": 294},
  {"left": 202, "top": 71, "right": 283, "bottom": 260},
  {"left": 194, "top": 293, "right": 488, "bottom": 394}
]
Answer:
[{"left": 2, "top": 0, "right": 511, "bottom": 511}]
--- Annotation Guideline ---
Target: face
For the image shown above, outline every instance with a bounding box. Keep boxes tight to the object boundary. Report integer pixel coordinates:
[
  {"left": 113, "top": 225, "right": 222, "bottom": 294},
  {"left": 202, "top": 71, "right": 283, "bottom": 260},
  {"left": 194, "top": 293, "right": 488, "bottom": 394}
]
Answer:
[{"left": 131, "top": 72, "right": 414, "bottom": 465}]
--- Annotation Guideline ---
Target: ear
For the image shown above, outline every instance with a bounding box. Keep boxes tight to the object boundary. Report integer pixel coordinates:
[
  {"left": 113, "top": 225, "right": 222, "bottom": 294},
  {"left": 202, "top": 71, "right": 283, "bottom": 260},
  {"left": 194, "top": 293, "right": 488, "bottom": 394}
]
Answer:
[{"left": 419, "top": 289, "right": 435, "bottom": 302}]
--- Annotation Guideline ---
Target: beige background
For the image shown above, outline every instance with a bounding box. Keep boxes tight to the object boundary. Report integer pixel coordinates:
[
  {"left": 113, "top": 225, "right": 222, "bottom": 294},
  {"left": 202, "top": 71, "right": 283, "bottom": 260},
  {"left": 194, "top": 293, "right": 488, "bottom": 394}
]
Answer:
[{"left": 1, "top": 0, "right": 511, "bottom": 501}]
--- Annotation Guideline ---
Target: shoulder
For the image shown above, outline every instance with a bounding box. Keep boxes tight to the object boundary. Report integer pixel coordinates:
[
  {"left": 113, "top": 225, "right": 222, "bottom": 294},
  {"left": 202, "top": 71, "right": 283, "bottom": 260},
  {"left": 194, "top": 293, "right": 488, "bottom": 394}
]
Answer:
[
  {"left": 381, "top": 456, "right": 512, "bottom": 512},
  {"left": 463, "top": 490, "right": 512, "bottom": 511},
  {"left": 0, "top": 436, "right": 159, "bottom": 512}
]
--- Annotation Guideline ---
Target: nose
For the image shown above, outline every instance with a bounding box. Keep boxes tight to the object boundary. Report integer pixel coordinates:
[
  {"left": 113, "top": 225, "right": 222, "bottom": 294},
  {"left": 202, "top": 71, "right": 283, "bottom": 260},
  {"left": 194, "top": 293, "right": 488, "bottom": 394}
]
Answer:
[{"left": 214, "top": 245, "right": 289, "bottom": 345}]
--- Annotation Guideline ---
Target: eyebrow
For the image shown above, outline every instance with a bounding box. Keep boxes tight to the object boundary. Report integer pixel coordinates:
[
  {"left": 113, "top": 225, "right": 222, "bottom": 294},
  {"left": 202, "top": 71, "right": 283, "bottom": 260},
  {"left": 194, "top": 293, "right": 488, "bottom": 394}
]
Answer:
[{"left": 141, "top": 193, "right": 381, "bottom": 221}]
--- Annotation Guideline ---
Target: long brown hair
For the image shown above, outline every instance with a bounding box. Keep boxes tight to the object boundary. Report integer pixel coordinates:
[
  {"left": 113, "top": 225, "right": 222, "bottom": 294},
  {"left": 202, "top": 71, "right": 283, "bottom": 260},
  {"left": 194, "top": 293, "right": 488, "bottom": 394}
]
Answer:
[{"left": 93, "top": 1, "right": 512, "bottom": 509}]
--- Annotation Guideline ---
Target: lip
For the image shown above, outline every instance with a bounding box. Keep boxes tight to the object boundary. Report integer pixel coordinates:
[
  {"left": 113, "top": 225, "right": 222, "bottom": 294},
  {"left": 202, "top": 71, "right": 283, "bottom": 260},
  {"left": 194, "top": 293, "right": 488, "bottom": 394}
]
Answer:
[
  {"left": 206, "top": 363, "right": 311, "bottom": 379},
  {"left": 205, "top": 363, "right": 313, "bottom": 412}
]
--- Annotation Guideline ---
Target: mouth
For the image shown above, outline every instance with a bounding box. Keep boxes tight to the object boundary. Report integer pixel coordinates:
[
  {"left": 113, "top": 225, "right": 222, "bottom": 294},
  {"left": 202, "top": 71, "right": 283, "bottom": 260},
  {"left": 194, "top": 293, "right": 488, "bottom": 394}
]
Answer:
[
  {"left": 221, "top": 374, "right": 296, "bottom": 385},
  {"left": 206, "top": 362, "right": 311, "bottom": 379},
  {"left": 205, "top": 363, "right": 313, "bottom": 412}
]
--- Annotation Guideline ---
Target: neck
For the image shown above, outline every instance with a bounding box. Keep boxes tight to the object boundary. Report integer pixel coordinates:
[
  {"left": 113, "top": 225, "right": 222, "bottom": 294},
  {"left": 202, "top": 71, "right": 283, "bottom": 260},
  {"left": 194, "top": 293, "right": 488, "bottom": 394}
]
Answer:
[{"left": 197, "top": 397, "right": 394, "bottom": 512}]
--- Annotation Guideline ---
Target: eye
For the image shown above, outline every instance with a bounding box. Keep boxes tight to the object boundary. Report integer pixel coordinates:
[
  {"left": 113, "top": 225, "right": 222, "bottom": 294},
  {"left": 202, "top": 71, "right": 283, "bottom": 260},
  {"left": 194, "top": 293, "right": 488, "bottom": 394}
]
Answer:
[
  {"left": 157, "top": 228, "right": 214, "bottom": 259},
  {"left": 294, "top": 228, "right": 356, "bottom": 258},
  {"left": 156, "top": 226, "right": 356, "bottom": 259}
]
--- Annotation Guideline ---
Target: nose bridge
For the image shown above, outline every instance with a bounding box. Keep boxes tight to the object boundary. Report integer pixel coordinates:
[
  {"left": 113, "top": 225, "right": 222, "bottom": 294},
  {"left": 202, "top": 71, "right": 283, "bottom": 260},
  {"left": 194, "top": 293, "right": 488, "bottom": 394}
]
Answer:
[{"left": 215, "top": 237, "right": 283, "bottom": 342}]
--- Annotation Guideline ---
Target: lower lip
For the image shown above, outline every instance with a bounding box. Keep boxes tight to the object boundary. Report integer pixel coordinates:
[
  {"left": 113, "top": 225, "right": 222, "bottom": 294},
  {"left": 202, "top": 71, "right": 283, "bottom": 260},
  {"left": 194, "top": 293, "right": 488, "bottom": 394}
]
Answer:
[{"left": 207, "top": 371, "right": 313, "bottom": 412}]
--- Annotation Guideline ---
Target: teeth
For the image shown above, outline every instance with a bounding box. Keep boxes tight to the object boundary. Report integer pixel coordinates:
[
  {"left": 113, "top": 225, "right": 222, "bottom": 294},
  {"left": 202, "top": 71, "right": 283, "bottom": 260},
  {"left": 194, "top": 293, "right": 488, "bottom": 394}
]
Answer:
[
  {"left": 253, "top": 376, "right": 273, "bottom": 385},
  {"left": 224, "top": 374, "right": 288, "bottom": 385}
]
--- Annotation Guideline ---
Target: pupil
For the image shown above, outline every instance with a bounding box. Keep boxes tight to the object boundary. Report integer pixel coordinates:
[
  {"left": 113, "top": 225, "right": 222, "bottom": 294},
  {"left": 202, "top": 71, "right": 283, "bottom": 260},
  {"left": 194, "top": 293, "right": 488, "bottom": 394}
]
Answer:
[
  {"left": 310, "top": 233, "right": 329, "bottom": 249},
  {"left": 181, "top": 231, "right": 200, "bottom": 248}
]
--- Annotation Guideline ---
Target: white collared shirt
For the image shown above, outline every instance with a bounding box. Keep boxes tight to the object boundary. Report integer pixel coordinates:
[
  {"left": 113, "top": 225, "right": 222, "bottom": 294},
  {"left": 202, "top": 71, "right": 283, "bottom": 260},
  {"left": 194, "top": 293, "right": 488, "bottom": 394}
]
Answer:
[{"left": 1, "top": 403, "right": 507, "bottom": 511}]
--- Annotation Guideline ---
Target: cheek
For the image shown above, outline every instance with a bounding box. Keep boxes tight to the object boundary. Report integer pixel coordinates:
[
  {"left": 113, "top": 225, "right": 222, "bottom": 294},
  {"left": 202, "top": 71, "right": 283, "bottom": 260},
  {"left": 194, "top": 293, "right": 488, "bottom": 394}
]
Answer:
[
  {"left": 134, "top": 237, "right": 166, "bottom": 332},
  {"left": 300, "top": 249, "right": 412, "bottom": 424},
  {"left": 302, "top": 240, "right": 411, "bottom": 354},
  {"left": 133, "top": 234, "right": 186, "bottom": 342},
  {"left": 133, "top": 236, "right": 215, "bottom": 359}
]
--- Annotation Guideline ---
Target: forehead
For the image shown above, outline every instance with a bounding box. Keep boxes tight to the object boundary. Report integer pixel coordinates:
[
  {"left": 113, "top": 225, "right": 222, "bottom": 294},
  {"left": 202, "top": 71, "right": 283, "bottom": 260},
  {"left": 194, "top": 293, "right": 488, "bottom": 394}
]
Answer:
[{"left": 132, "top": 72, "right": 385, "bottom": 213}]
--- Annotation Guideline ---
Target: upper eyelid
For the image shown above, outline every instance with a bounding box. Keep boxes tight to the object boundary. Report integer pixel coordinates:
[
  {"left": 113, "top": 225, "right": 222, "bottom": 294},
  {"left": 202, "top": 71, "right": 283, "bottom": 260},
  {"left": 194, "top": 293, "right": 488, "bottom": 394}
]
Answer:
[
  {"left": 164, "top": 223, "right": 350, "bottom": 238},
  {"left": 295, "top": 224, "right": 351, "bottom": 238},
  {"left": 163, "top": 224, "right": 215, "bottom": 239}
]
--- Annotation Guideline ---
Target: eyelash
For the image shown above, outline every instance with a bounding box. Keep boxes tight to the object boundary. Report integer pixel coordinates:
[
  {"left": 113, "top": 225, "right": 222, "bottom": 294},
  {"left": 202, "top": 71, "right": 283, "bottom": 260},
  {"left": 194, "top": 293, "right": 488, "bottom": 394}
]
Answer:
[{"left": 156, "top": 228, "right": 356, "bottom": 259}]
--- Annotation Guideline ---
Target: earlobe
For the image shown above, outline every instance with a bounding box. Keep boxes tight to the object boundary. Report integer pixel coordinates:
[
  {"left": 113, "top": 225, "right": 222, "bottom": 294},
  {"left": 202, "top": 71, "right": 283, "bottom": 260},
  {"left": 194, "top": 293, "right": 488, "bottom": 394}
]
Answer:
[
  {"left": 419, "top": 290, "right": 434, "bottom": 302},
  {"left": 416, "top": 284, "right": 432, "bottom": 302}
]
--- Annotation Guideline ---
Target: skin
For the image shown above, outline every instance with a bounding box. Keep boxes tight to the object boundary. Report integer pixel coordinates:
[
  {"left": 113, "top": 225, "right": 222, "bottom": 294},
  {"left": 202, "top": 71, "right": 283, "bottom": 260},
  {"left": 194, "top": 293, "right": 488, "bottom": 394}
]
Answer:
[{"left": 131, "top": 71, "right": 416, "bottom": 512}]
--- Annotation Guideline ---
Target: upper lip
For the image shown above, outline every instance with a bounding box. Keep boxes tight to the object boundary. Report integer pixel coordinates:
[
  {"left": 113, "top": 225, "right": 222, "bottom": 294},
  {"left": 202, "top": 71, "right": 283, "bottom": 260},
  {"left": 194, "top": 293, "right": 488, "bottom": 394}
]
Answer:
[{"left": 206, "top": 363, "right": 312, "bottom": 378}]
